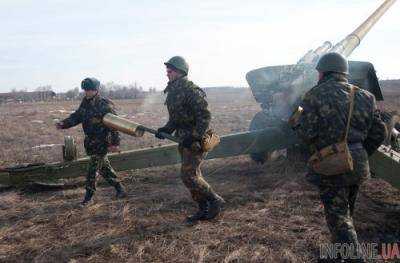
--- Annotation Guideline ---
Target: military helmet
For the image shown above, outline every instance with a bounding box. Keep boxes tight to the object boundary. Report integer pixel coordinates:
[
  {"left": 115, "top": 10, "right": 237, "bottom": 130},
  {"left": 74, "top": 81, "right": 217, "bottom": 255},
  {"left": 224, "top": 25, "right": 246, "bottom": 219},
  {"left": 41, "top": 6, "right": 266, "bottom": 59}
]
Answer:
[
  {"left": 164, "top": 56, "right": 189, "bottom": 75},
  {"left": 316, "top": 52, "right": 349, "bottom": 74},
  {"left": 81, "top": 77, "right": 100, "bottom": 90}
]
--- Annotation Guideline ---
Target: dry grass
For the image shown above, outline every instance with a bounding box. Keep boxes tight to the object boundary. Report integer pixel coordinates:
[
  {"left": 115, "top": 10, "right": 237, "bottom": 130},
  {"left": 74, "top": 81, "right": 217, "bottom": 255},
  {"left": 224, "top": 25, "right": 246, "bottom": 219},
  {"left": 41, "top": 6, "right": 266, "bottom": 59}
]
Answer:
[
  {"left": 0, "top": 88, "right": 399, "bottom": 262},
  {"left": 0, "top": 159, "right": 325, "bottom": 262},
  {"left": 0, "top": 89, "right": 257, "bottom": 166}
]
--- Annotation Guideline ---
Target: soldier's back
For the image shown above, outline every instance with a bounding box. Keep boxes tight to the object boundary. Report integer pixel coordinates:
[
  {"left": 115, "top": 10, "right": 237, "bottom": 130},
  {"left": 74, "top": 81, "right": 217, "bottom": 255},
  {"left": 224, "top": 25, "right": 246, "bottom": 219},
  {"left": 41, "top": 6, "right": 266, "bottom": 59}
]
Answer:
[
  {"left": 308, "top": 77, "right": 377, "bottom": 186},
  {"left": 306, "top": 78, "right": 375, "bottom": 150}
]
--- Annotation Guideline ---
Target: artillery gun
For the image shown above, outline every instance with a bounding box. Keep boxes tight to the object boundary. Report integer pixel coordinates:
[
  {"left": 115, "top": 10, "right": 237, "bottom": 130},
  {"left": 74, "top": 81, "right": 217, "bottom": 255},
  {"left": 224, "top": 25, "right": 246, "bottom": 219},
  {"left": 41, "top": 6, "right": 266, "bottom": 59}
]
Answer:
[
  {"left": 247, "top": 0, "right": 396, "bottom": 162},
  {"left": 0, "top": 0, "right": 399, "bottom": 190}
]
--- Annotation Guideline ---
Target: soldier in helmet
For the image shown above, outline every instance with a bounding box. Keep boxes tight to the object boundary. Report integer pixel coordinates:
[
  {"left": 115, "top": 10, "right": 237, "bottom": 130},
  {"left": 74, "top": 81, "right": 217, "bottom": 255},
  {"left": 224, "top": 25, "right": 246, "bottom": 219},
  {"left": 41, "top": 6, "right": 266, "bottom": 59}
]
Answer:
[
  {"left": 156, "top": 56, "right": 225, "bottom": 224},
  {"left": 291, "top": 53, "right": 386, "bottom": 262},
  {"left": 56, "top": 77, "right": 127, "bottom": 206}
]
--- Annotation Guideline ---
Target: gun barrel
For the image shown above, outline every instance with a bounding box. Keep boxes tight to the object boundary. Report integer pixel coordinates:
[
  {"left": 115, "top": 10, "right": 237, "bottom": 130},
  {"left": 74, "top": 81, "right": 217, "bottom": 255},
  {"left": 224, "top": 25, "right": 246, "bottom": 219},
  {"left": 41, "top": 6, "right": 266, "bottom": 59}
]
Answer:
[
  {"left": 331, "top": 0, "right": 396, "bottom": 57},
  {"left": 314, "top": 41, "right": 333, "bottom": 57},
  {"left": 298, "top": 41, "right": 332, "bottom": 64}
]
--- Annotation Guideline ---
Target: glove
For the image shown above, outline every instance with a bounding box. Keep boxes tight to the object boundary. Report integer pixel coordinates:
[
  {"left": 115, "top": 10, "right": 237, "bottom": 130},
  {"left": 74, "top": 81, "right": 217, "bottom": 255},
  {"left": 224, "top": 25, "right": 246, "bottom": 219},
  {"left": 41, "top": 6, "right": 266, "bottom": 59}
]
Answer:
[
  {"left": 155, "top": 127, "right": 171, "bottom": 140},
  {"left": 55, "top": 121, "right": 64, "bottom": 130},
  {"left": 108, "top": 145, "right": 120, "bottom": 153},
  {"left": 181, "top": 136, "right": 195, "bottom": 149}
]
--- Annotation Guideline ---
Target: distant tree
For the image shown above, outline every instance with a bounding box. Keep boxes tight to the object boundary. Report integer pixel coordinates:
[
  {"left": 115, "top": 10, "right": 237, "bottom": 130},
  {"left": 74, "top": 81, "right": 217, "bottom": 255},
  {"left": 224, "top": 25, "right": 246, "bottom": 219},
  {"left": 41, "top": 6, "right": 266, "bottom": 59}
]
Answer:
[
  {"left": 65, "top": 87, "right": 80, "bottom": 100},
  {"left": 99, "top": 83, "right": 111, "bottom": 97},
  {"left": 35, "top": 85, "right": 53, "bottom": 92},
  {"left": 58, "top": 80, "right": 150, "bottom": 100},
  {"left": 149, "top": 87, "right": 157, "bottom": 93}
]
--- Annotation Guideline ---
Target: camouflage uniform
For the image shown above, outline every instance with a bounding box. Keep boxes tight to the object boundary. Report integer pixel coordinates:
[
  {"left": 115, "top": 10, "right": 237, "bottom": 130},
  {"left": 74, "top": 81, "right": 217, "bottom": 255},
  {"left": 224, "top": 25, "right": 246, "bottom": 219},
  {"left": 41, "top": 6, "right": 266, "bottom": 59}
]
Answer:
[
  {"left": 59, "top": 94, "right": 123, "bottom": 195},
  {"left": 161, "top": 76, "right": 222, "bottom": 207},
  {"left": 293, "top": 73, "right": 386, "bottom": 259}
]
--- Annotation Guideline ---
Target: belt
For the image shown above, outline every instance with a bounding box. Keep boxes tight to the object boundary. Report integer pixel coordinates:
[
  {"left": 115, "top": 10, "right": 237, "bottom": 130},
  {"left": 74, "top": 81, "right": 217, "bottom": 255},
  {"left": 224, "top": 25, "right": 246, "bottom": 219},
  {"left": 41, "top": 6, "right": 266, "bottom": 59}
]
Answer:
[{"left": 348, "top": 142, "right": 363, "bottom": 150}]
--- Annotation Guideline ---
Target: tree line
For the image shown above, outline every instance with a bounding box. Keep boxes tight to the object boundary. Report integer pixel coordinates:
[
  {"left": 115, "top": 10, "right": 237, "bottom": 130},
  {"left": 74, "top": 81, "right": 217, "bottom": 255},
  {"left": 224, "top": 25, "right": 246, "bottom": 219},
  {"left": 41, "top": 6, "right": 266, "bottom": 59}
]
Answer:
[{"left": 63, "top": 82, "right": 156, "bottom": 100}]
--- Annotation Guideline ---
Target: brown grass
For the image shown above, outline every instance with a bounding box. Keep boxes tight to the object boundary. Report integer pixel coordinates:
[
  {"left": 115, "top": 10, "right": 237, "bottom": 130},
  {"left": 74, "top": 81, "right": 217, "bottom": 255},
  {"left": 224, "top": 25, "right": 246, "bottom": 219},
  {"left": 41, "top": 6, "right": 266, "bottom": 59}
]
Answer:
[
  {"left": 0, "top": 88, "right": 399, "bottom": 262},
  {"left": 0, "top": 89, "right": 257, "bottom": 166}
]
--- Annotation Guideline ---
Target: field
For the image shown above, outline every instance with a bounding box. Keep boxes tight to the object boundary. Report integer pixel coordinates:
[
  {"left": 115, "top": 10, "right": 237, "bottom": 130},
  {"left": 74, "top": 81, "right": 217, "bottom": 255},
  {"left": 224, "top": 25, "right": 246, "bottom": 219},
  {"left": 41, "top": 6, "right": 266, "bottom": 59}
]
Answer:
[{"left": 0, "top": 88, "right": 399, "bottom": 262}]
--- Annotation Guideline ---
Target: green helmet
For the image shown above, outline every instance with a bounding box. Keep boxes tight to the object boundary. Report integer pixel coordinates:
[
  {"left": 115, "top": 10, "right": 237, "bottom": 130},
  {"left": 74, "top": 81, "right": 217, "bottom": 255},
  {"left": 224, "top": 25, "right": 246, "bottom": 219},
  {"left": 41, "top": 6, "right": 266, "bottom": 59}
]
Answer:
[
  {"left": 316, "top": 52, "right": 349, "bottom": 74},
  {"left": 164, "top": 56, "right": 189, "bottom": 75},
  {"left": 81, "top": 77, "right": 100, "bottom": 90}
]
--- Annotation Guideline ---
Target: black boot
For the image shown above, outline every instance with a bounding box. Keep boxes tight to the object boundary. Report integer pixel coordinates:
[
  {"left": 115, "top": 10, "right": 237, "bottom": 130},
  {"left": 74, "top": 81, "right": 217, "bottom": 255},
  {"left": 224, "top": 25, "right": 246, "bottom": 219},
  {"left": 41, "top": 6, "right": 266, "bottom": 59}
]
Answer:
[
  {"left": 115, "top": 183, "right": 127, "bottom": 199},
  {"left": 81, "top": 190, "right": 94, "bottom": 206},
  {"left": 185, "top": 201, "right": 208, "bottom": 224},
  {"left": 205, "top": 194, "right": 225, "bottom": 220}
]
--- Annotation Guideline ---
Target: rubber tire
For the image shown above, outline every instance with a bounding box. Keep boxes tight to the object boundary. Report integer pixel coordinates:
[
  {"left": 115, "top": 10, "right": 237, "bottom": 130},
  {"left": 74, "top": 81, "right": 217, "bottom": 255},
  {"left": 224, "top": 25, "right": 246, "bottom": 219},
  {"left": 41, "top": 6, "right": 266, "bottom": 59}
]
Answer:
[
  {"left": 249, "top": 111, "right": 271, "bottom": 164},
  {"left": 63, "top": 136, "right": 77, "bottom": 162}
]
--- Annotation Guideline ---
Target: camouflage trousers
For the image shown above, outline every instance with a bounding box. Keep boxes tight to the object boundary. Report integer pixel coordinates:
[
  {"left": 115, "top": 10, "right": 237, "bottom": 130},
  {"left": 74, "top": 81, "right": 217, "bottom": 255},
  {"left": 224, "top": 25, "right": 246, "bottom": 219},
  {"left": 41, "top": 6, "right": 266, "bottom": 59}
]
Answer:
[
  {"left": 179, "top": 146, "right": 218, "bottom": 204},
  {"left": 86, "top": 155, "right": 121, "bottom": 193},
  {"left": 319, "top": 183, "right": 365, "bottom": 260}
]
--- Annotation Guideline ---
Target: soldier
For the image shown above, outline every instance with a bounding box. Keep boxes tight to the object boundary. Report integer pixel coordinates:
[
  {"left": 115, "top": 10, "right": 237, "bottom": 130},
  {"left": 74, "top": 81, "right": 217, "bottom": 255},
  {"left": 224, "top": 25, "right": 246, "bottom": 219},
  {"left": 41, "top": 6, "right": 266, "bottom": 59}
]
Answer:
[
  {"left": 56, "top": 77, "right": 127, "bottom": 206},
  {"left": 155, "top": 56, "right": 225, "bottom": 224},
  {"left": 291, "top": 53, "right": 386, "bottom": 262}
]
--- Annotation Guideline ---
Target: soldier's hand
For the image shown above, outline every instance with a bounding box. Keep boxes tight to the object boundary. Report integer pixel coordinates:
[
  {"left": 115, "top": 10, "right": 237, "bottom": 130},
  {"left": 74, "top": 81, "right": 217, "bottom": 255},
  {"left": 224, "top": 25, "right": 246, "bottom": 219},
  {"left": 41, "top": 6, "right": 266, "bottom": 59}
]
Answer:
[
  {"left": 108, "top": 145, "right": 120, "bottom": 153},
  {"left": 55, "top": 122, "right": 64, "bottom": 130},
  {"left": 155, "top": 127, "right": 170, "bottom": 140},
  {"left": 155, "top": 132, "right": 165, "bottom": 140}
]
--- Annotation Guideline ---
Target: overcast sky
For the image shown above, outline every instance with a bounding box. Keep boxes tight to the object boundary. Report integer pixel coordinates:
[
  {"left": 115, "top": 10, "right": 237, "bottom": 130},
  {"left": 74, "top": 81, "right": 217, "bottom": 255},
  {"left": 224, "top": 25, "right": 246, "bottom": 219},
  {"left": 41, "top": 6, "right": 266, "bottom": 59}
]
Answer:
[{"left": 0, "top": 0, "right": 399, "bottom": 92}]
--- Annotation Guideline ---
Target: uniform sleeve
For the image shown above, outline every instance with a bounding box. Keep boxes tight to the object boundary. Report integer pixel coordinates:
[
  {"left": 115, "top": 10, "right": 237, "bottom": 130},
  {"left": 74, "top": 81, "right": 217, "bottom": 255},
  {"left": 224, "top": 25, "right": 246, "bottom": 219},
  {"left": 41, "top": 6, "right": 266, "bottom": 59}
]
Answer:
[
  {"left": 60, "top": 101, "right": 84, "bottom": 129},
  {"left": 102, "top": 100, "right": 121, "bottom": 146},
  {"left": 363, "top": 98, "right": 387, "bottom": 155},
  {"left": 293, "top": 91, "right": 320, "bottom": 145},
  {"left": 162, "top": 118, "right": 177, "bottom": 134},
  {"left": 187, "top": 89, "right": 211, "bottom": 139}
]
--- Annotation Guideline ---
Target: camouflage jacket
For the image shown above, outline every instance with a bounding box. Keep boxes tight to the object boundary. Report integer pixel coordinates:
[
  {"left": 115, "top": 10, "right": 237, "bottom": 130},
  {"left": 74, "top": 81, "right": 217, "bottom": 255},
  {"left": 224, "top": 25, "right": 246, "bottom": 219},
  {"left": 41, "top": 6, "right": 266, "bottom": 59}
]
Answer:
[
  {"left": 293, "top": 73, "right": 386, "bottom": 185},
  {"left": 162, "top": 76, "right": 211, "bottom": 140},
  {"left": 294, "top": 73, "right": 386, "bottom": 152},
  {"left": 60, "top": 94, "right": 120, "bottom": 156}
]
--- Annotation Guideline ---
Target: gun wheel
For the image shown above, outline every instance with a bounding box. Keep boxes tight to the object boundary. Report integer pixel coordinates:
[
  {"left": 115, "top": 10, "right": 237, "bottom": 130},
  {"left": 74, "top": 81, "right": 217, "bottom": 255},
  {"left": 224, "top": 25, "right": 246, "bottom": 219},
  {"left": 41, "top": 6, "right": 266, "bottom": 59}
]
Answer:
[
  {"left": 249, "top": 111, "right": 271, "bottom": 164},
  {"left": 63, "top": 136, "right": 77, "bottom": 162}
]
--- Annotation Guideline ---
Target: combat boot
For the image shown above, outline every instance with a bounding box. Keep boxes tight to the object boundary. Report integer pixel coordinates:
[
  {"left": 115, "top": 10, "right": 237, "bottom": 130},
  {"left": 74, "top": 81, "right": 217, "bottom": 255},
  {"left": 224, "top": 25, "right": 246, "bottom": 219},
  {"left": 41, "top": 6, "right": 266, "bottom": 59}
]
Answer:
[
  {"left": 204, "top": 194, "right": 225, "bottom": 220},
  {"left": 80, "top": 190, "right": 94, "bottom": 206},
  {"left": 115, "top": 183, "right": 127, "bottom": 199},
  {"left": 185, "top": 201, "right": 208, "bottom": 224}
]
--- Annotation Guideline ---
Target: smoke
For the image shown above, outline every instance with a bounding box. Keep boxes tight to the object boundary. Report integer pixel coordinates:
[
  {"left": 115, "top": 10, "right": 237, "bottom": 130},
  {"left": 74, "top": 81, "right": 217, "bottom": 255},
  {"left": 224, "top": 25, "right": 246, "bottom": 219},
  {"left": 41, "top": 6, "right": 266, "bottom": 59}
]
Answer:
[
  {"left": 137, "top": 92, "right": 164, "bottom": 113},
  {"left": 247, "top": 64, "right": 319, "bottom": 121}
]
